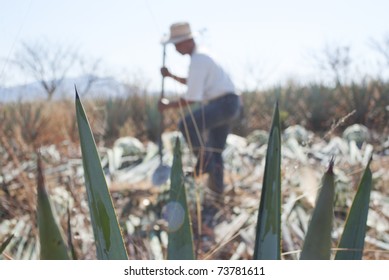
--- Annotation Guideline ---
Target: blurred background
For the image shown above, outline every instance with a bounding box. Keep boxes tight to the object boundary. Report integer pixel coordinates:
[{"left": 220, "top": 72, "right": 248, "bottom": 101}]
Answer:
[{"left": 0, "top": 0, "right": 388, "bottom": 260}]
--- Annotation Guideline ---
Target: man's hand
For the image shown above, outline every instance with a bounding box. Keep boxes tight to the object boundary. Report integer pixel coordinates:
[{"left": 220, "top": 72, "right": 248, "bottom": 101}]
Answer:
[
  {"left": 158, "top": 98, "right": 193, "bottom": 112},
  {"left": 161, "top": 67, "right": 187, "bottom": 84},
  {"left": 160, "top": 67, "right": 171, "bottom": 78},
  {"left": 158, "top": 98, "right": 170, "bottom": 112}
]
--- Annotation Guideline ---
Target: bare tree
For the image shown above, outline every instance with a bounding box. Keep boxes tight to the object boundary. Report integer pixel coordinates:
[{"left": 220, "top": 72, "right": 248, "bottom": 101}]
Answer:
[
  {"left": 240, "top": 60, "right": 268, "bottom": 93},
  {"left": 370, "top": 34, "right": 389, "bottom": 83},
  {"left": 371, "top": 34, "right": 389, "bottom": 66},
  {"left": 12, "top": 40, "right": 101, "bottom": 100},
  {"left": 76, "top": 56, "right": 102, "bottom": 96},
  {"left": 313, "top": 44, "right": 352, "bottom": 87}
]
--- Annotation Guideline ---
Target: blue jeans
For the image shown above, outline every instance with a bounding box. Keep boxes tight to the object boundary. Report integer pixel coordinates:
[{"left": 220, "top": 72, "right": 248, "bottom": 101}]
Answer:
[{"left": 178, "top": 94, "right": 241, "bottom": 193}]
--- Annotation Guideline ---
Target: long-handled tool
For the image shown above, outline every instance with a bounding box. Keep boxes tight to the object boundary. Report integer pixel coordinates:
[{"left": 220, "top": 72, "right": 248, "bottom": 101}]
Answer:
[{"left": 152, "top": 44, "right": 171, "bottom": 186}]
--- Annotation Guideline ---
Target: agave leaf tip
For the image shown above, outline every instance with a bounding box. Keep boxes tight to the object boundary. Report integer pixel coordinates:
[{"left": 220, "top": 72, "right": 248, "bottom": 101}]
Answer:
[
  {"left": 75, "top": 85, "right": 79, "bottom": 99},
  {"left": 36, "top": 153, "right": 46, "bottom": 192},
  {"left": 328, "top": 157, "right": 335, "bottom": 174}
]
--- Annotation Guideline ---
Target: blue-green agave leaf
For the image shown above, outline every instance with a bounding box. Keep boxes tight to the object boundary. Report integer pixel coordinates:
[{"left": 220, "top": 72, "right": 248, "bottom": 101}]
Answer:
[
  {"left": 167, "top": 138, "right": 195, "bottom": 260},
  {"left": 335, "top": 159, "right": 373, "bottom": 260},
  {"left": 254, "top": 102, "right": 281, "bottom": 260},
  {"left": 37, "top": 155, "right": 70, "bottom": 260},
  {"left": 300, "top": 161, "right": 335, "bottom": 260},
  {"left": 75, "top": 89, "right": 128, "bottom": 260}
]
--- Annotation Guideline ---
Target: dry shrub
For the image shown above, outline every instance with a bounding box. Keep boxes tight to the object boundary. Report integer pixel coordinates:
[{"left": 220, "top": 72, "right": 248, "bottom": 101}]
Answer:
[
  {"left": 1, "top": 78, "right": 388, "bottom": 151},
  {"left": 240, "top": 79, "right": 389, "bottom": 135}
]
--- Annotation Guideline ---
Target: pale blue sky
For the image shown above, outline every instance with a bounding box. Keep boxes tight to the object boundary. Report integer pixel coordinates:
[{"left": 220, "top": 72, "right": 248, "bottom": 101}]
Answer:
[{"left": 1, "top": 0, "right": 388, "bottom": 92}]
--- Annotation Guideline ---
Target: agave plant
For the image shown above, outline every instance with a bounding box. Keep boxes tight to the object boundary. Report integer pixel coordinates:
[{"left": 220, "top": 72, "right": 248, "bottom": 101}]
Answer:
[
  {"left": 25, "top": 90, "right": 130, "bottom": 260},
  {"left": 253, "top": 103, "right": 373, "bottom": 260}
]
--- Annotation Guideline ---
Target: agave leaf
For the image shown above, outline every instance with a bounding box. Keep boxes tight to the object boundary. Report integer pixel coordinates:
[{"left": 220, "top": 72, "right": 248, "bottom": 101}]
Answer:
[
  {"left": 166, "top": 138, "right": 195, "bottom": 260},
  {"left": 0, "top": 234, "right": 14, "bottom": 255},
  {"left": 300, "top": 161, "right": 335, "bottom": 260},
  {"left": 335, "top": 159, "right": 373, "bottom": 260},
  {"left": 75, "top": 89, "right": 128, "bottom": 260},
  {"left": 253, "top": 102, "right": 281, "bottom": 260},
  {"left": 36, "top": 155, "right": 70, "bottom": 260}
]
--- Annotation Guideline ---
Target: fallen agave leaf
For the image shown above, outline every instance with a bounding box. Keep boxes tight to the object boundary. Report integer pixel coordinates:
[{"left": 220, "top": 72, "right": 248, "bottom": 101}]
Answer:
[
  {"left": 297, "top": 166, "right": 320, "bottom": 207},
  {"left": 149, "top": 232, "right": 163, "bottom": 260},
  {"left": 215, "top": 211, "right": 250, "bottom": 243}
]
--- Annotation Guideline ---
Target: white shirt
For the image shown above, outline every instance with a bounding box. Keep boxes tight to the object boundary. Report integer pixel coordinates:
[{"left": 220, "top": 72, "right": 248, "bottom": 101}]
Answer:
[{"left": 185, "top": 47, "right": 236, "bottom": 102}]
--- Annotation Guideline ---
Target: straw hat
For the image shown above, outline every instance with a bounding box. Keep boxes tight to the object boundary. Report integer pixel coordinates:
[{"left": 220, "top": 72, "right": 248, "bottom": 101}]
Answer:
[{"left": 162, "top": 22, "right": 196, "bottom": 45}]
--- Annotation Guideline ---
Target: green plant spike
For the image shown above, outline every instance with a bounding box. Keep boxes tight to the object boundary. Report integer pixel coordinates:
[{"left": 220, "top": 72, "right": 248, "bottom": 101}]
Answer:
[
  {"left": 36, "top": 155, "right": 70, "bottom": 260},
  {"left": 167, "top": 138, "right": 195, "bottom": 260},
  {"left": 0, "top": 234, "right": 14, "bottom": 255},
  {"left": 300, "top": 160, "right": 335, "bottom": 260},
  {"left": 75, "top": 89, "right": 128, "bottom": 260},
  {"left": 253, "top": 102, "right": 282, "bottom": 260},
  {"left": 335, "top": 158, "right": 373, "bottom": 260}
]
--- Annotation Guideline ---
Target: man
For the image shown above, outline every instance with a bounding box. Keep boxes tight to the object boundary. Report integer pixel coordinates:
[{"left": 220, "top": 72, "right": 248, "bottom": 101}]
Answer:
[{"left": 158, "top": 22, "right": 241, "bottom": 197}]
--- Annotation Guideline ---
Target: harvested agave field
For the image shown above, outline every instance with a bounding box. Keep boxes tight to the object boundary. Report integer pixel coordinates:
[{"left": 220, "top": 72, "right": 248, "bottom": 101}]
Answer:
[{"left": 1, "top": 124, "right": 389, "bottom": 260}]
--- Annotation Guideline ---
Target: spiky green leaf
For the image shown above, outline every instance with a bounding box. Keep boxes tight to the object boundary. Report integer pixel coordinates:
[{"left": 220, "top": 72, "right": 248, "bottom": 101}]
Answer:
[
  {"left": 300, "top": 161, "right": 335, "bottom": 260},
  {"left": 0, "top": 234, "right": 14, "bottom": 255},
  {"left": 36, "top": 155, "right": 70, "bottom": 260},
  {"left": 167, "top": 138, "right": 195, "bottom": 260},
  {"left": 254, "top": 102, "right": 281, "bottom": 260},
  {"left": 335, "top": 159, "right": 373, "bottom": 260},
  {"left": 75, "top": 89, "right": 128, "bottom": 260}
]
